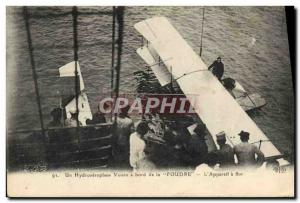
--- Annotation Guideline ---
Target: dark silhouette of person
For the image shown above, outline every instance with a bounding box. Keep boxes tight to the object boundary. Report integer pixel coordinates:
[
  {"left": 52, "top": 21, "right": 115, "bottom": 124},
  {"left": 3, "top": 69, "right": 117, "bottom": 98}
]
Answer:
[
  {"left": 185, "top": 124, "right": 208, "bottom": 166},
  {"left": 208, "top": 56, "right": 224, "bottom": 81},
  {"left": 48, "top": 108, "right": 63, "bottom": 128},
  {"left": 91, "top": 103, "right": 108, "bottom": 124},
  {"left": 215, "top": 131, "right": 235, "bottom": 169},
  {"left": 112, "top": 105, "right": 134, "bottom": 168}
]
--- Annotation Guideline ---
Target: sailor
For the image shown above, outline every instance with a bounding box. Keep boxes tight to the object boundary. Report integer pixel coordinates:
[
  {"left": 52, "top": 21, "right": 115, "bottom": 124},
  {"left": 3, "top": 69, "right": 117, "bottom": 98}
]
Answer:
[
  {"left": 48, "top": 107, "right": 63, "bottom": 127},
  {"left": 233, "top": 130, "right": 265, "bottom": 168},
  {"left": 215, "top": 131, "right": 235, "bottom": 169},
  {"left": 91, "top": 103, "right": 107, "bottom": 124},
  {"left": 129, "top": 121, "right": 156, "bottom": 170},
  {"left": 185, "top": 124, "right": 208, "bottom": 166},
  {"left": 47, "top": 108, "right": 64, "bottom": 142},
  {"left": 64, "top": 107, "right": 82, "bottom": 127},
  {"left": 112, "top": 105, "right": 134, "bottom": 168},
  {"left": 145, "top": 111, "right": 164, "bottom": 138},
  {"left": 208, "top": 56, "right": 224, "bottom": 81}
]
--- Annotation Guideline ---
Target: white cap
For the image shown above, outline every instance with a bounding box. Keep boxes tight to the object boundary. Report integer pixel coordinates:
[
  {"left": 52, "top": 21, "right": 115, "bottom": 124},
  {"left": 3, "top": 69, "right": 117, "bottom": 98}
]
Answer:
[{"left": 216, "top": 131, "right": 226, "bottom": 141}]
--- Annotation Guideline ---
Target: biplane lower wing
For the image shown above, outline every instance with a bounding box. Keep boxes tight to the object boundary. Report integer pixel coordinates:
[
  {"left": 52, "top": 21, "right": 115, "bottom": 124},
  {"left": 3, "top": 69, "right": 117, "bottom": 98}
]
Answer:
[{"left": 137, "top": 45, "right": 171, "bottom": 86}]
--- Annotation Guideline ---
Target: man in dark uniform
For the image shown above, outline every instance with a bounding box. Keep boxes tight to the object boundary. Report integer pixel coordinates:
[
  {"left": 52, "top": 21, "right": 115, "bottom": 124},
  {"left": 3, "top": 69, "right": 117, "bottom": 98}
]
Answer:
[
  {"left": 208, "top": 56, "right": 224, "bottom": 81},
  {"left": 112, "top": 105, "right": 134, "bottom": 168},
  {"left": 91, "top": 104, "right": 107, "bottom": 124},
  {"left": 215, "top": 131, "right": 235, "bottom": 169},
  {"left": 185, "top": 124, "right": 208, "bottom": 167},
  {"left": 47, "top": 108, "right": 63, "bottom": 143},
  {"left": 48, "top": 108, "right": 63, "bottom": 128}
]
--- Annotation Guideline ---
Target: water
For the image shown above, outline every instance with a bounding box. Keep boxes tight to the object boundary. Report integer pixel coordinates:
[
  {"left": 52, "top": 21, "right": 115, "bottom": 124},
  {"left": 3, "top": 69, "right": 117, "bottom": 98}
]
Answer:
[{"left": 6, "top": 6, "right": 294, "bottom": 157}]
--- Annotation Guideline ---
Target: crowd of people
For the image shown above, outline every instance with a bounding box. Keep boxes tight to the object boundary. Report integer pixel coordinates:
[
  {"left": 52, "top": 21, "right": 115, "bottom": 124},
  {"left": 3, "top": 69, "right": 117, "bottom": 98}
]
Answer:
[
  {"left": 43, "top": 56, "right": 277, "bottom": 171},
  {"left": 47, "top": 101, "right": 267, "bottom": 171},
  {"left": 104, "top": 105, "right": 266, "bottom": 171}
]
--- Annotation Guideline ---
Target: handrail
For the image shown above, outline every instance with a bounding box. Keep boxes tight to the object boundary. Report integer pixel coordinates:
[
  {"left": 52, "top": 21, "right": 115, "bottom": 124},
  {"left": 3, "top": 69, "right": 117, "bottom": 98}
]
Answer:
[{"left": 7, "top": 122, "right": 113, "bottom": 135}]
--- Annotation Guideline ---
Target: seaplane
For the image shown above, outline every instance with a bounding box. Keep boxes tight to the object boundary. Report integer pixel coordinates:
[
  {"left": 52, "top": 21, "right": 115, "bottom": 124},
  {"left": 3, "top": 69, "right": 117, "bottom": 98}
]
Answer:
[
  {"left": 134, "top": 16, "right": 288, "bottom": 166},
  {"left": 136, "top": 37, "right": 266, "bottom": 112}
]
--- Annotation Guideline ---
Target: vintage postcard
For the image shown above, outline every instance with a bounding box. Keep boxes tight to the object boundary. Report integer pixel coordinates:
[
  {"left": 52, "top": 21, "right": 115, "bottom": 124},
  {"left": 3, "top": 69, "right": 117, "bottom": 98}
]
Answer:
[{"left": 6, "top": 6, "right": 295, "bottom": 197}]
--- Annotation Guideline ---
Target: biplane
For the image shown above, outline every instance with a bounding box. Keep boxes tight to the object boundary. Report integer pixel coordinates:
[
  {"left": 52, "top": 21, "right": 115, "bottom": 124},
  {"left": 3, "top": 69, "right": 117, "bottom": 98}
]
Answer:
[{"left": 134, "top": 16, "right": 288, "bottom": 166}]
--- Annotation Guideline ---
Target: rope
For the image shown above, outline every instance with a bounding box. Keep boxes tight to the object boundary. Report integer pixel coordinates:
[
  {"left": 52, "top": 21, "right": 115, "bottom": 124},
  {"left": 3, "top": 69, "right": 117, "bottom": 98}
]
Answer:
[
  {"left": 145, "top": 57, "right": 173, "bottom": 68},
  {"left": 113, "top": 7, "right": 125, "bottom": 123},
  {"left": 245, "top": 92, "right": 257, "bottom": 108},
  {"left": 71, "top": 6, "right": 81, "bottom": 154},
  {"left": 174, "top": 69, "right": 209, "bottom": 81},
  {"left": 72, "top": 6, "right": 80, "bottom": 128},
  {"left": 199, "top": 7, "right": 205, "bottom": 57},
  {"left": 23, "top": 7, "right": 46, "bottom": 140},
  {"left": 251, "top": 138, "right": 286, "bottom": 145},
  {"left": 111, "top": 6, "right": 116, "bottom": 120}
]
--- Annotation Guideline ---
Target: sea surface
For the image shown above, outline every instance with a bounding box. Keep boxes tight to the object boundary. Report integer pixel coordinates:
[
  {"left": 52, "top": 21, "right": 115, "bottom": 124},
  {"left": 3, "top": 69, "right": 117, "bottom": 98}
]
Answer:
[{"left": 6, "top": 7, "right": 294, "bottom": 157}]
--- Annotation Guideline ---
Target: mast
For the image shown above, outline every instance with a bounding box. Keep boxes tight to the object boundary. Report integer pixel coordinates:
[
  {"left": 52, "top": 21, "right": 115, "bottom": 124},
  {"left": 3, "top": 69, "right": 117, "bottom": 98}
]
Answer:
[{"left": 23, "top": 7, "right": 46, "bottom": 138}]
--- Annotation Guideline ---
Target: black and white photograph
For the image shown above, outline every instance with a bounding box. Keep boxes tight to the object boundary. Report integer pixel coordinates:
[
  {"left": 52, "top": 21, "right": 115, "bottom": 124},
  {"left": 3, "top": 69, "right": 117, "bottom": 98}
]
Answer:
[{"left": 6, "top": 5, "right": 295, "bottom": 197}]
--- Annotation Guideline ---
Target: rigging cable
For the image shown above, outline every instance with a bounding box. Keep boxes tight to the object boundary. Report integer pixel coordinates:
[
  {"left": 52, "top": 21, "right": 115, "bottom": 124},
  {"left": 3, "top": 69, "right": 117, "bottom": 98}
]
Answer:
[
  {"left": 72, "top": 6, "right": 80, "bottom": 127},
  {"left": 174, "top": 69, "right": 209, "bottom": 81},
  {"left": 114, "top": 6, "right": 125, "bottom": 122},
  {"left": 71, "top": 6, "right": 81, "bottom": 153},
  {"left": 199, "top": 7, "right": 205, "bottom": 57},
  {"left": 23, "top": 7, "right": 46, "bottom": 140},
  {"left": 111, "top": 7, "right": 116, "bottom": 120}
]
